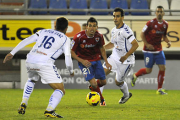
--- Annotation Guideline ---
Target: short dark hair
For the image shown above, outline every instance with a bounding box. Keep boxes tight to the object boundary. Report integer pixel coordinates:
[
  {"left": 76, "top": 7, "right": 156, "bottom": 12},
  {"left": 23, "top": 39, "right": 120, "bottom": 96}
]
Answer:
[
  {"left": 157, "top": 5, "right": 164, "bottom": 10},
  {"left": 56, "top": 17, "right": 68, "bottom": 31},
  {"left": 114, "top": 7, "right": 124, "bottom": 17},
  {"left": 82, "top": 23, "right": 87, "bottom": 27},
  {"left": 87, "top": 17, "right": 98, "bottom": 26}
]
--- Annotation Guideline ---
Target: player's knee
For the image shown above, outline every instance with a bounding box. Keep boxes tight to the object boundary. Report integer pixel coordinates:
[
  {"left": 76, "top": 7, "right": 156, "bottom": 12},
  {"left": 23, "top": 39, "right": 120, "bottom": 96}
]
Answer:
[
  {"left": 100, "top": 80, "right": 106, "bottom": 86},
  {"left": 115, "top": 80, "right": 124, "bottom": 86}
]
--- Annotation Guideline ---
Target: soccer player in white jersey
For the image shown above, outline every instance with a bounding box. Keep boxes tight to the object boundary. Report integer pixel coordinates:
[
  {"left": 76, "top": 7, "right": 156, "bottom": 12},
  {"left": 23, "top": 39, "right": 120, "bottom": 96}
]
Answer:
[
  {"left": 101, "top": 7, "right": 139, "bottom": 104},
  {"left": 3, "top": 17, "right": 74, "bottom": 118}
]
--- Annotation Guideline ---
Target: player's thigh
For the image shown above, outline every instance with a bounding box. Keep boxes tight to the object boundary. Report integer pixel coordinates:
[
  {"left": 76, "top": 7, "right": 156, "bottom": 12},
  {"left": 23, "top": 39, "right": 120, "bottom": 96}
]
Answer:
[
  {"left": 155, "top": 51, "right": 166, "bottom": 65},
  {"left": 38, "top": 65, "right": 63, "bottom": 84},
  {"left": 78, "top": 62, "right": 94, "bottom": 81},
  {"left": 26, "top": 63, "right": 40, "bottom": 81},
  {"left": 116, "top": 64, "right": 132, "bottom": 83},
  {"left": 143, "top": 52, "right": 155, "bottom": 68},
  {"left": 94, "top": 60, "right": 106, "bottom": 80}
]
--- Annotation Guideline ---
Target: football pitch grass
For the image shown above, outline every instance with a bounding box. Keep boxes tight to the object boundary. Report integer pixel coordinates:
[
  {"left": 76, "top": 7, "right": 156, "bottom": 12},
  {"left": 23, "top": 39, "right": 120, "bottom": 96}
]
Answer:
[{"left": 0, "top": 89, "right": 180, "bottom": 120}]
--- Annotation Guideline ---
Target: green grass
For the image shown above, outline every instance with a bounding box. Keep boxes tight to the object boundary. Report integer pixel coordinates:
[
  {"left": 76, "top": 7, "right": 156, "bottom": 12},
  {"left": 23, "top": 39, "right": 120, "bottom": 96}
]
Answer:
[{"left": 0, "top": 89, "right": 180, "bottom": 120}]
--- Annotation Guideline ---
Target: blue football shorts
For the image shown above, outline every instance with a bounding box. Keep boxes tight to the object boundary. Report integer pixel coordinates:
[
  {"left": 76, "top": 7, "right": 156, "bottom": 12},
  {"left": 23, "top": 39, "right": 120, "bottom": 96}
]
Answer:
[
  {"left": 78, "top": 60, "right": 106, "bottom": 81},
  {"left": 143, "top": 51, "right": 166, "bottom": 68}
]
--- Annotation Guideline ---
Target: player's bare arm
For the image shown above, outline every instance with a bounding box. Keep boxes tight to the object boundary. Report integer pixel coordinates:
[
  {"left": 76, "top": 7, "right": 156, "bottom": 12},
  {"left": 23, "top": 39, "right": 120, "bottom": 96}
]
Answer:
[
  {"left": 120, "top": 39, "right": 139, "bottom": 63},
  {"left": 104, "top": 42, "right": 114, "bottom": 49},
  {"left": 99, "top": 46, "right": 112, "bottom": 70},
  {"left": 3, "top": 53, "right": 13, "bottom": 63},
  {"left": 71, "top": 50, "right": 91, "bottom": 68},
  {"left": 141, "top": 32, "right": 154, "bottom": 50},
  {"left": 163, "top": 35, "right": 171, "bottom": 48}
]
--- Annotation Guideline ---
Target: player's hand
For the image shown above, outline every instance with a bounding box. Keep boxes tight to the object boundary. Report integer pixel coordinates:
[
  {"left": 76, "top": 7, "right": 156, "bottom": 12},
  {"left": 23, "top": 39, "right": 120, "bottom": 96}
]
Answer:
[
  {"left": 82, "top": 60, "right": 91, "bottom": 68},
  {"left": 166, "top": 42, "right": 171, "bottom": 48},
  {"left": 146, "top": 44, "right": 154, "bottom": 50},
  {"left": 120, "top": 55, "right": 128, "bottom": 63},
  {"left": 105, "top": 62, "right": 112, "bottom": 70},
  {"left": 3, "top": 53, "right": 13, "bottom": 63}
]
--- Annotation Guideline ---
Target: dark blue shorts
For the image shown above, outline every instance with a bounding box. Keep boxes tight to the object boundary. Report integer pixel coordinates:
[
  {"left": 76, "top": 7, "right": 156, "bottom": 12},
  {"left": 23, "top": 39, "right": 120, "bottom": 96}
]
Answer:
[
  {"left": 143, "top": 51, "right": 166, "bottom": 68},
  {"left": 78, "top": 60, "right": 106, "bottom": 81}
]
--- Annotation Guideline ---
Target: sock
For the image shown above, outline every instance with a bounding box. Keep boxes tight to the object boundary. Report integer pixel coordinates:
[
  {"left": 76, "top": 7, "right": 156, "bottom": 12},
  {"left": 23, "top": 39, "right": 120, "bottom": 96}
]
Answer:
[
  {"left": 157, "top": 71, "right": 165, "bottom": 89},
  {"left": 21, "top": 80, "right": 35, "bottom": 105},
  {"left": 135, "top": 68, "right": 147, "bottom": 77},
  {"left": 96, "top": 79, "right": 104, "bottom": 93},
  {"left": 46, "top": 89, "right": 64, "bottom": 111},
  {"left": 118, "top": 82, "right": 129, "bottom": 97},
  {"left": 100, "top": 86, "right": 104, "bottom": 94},
  {"left": 92, "top": 86, "right": 104, "bottom": 100}
]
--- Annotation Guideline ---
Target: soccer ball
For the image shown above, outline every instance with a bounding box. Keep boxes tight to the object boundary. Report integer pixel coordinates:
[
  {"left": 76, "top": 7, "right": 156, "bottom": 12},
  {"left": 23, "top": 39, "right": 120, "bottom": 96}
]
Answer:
[{"left": 86, "top": 92, "right": 100, "bottom": 106}]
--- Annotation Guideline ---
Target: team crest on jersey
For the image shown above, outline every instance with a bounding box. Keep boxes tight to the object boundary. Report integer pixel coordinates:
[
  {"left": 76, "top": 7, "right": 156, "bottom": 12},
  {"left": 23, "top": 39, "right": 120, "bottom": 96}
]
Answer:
[
  {"left": 95, "top": 37, "right": 99, "bottom": 42},
  {"left": 83, "top": 40, "right": 86, "bottom": 43},
  {"left": 163, "top": 24, "right": 166, "bottom": 28}
]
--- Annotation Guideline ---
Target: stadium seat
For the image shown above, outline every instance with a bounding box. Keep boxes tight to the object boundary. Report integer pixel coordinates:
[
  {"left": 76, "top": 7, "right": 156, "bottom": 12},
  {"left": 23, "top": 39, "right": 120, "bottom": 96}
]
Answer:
[
  {"left": 130, "top": 0, "right": 149, "bottom": 15},
  {"left": 90, "top": 0, "right": 108, "bottom": 15},
  {"left": 29, "top": 0, "right": 47, "bottom": 15},
  {"left": 69, "top": 0, "right": 87, "bottom": 15},
  {"left": 170, "top": 0, "right": 180, "bottom": 16},
  {"left": 150, "top": 0, "right": 170, "bottom": 16},
  {"left": 49, "top": 0, "right": 68, "bottom": 15},
  {"left": 110, "top": 0, "right": 129, "bottom": 15}
]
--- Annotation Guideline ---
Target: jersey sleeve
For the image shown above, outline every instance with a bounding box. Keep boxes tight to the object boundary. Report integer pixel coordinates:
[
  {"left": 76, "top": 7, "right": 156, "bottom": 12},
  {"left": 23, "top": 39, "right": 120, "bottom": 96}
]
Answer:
[
  {"left": 99, "top": 34, "right": 105, "bottom": 46},
  {"left": 142, "top": 21, "right": 152, "bottom": 33},
  {"left": 63, "top": 37, "right": 73, "bottom": 74},
  {"left": 123, "top": 26, "right": 136, "bottom": 43},
  {"left": 110, "top": 28, "right": 115, "bottom": 44},
  {"left": 63, "top": 37, "right": 71, "bottom": 56},
  {"left": 164, "top": 22, "right": 168, "bottom": 36},
  {"left": 10, "top": 33, "right": 38, "bottom": 55},
  {"left": 71, "top": 33, "right": 80, "bottom": 52}
]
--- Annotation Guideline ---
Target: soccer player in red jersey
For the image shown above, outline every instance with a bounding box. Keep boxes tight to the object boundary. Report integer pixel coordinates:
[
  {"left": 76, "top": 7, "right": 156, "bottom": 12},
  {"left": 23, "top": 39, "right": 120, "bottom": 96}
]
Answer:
[
  {"left": 131, "top": 6, "right": 171, "bottom": 95},
  {"left": 71, "top": 17, "right": 112, "bottom": 106}
]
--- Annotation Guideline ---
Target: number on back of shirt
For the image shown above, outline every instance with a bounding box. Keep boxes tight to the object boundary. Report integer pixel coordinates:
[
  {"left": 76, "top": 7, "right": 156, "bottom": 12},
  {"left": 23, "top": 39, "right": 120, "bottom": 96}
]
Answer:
[{"left": 38, "top": 36, "right": 55, "bottom": 49}]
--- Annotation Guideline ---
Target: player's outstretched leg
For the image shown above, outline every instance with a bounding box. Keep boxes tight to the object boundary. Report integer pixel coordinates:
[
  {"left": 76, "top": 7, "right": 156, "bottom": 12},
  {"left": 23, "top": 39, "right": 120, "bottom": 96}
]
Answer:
[
  {"left": 88, "top": 85, "right": 106, "bottom": 106},
  {"left": 44, "top": 110, "right": 63, "bottom": 118},
  {"left": 119, "top": 92, "right": 132, "bottom": 104},
  {"left": 131, "top": 73, "right": 137, "bottom": 87},
  {"left": 18, "top": 103, "right": 27, "bottom": 115}
]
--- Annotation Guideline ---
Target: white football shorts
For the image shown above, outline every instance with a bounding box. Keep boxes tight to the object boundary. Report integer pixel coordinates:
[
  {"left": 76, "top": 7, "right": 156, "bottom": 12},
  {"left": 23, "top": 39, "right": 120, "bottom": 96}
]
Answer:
[
  {"left": 26, "top": 62, "right": 62, "bottom": 84},
  {"left": 103, "top": 56, "right": 132, "bottom": 82}
]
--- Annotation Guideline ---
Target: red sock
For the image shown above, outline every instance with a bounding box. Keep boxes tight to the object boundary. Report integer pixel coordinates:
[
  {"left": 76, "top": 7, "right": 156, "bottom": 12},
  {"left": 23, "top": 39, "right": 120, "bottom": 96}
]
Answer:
[
  {"left": 92, "top": 86, "right": 104, "bottom": 100},
  {"left": 135, "top": 68, "right": 147, "bottom": 77},
  {"left": 97, "top": 79, "right": 103, "bottom": 87},
  {"left": 157, "top": 71, "right": 165, "bottom": 89}
]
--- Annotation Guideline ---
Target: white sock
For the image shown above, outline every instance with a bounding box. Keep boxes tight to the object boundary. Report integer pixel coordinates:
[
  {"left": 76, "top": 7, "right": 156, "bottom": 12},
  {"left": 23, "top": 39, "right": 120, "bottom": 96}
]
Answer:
[
  {"left": 100, "top": 86, "right": 104, "bottom": 93},
  {"left": 46, "top": 89, "right": 64, "bottom": 111},
  {"left": 21, "top": 80, "right": 35, "bottom": 105},
  {"left": 119, "top": 82, "right": 129, "bottom": 97}
]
